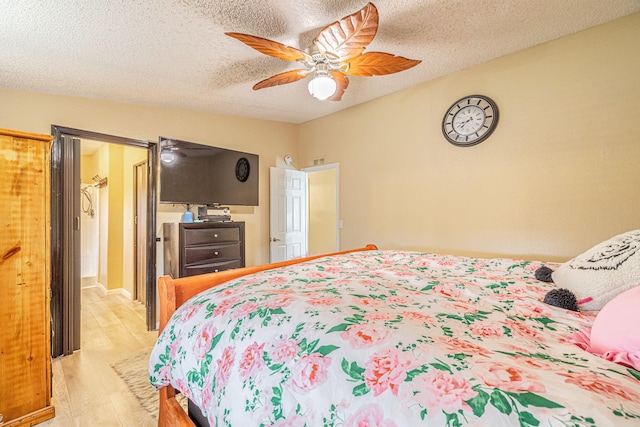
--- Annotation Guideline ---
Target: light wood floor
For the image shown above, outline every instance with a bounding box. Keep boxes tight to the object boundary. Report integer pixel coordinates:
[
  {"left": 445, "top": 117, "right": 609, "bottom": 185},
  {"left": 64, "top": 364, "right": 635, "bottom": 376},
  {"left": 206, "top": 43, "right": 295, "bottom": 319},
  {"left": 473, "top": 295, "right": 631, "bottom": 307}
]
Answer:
[{"left": 40, "top": 287, "right": 159, "bottom": 427}]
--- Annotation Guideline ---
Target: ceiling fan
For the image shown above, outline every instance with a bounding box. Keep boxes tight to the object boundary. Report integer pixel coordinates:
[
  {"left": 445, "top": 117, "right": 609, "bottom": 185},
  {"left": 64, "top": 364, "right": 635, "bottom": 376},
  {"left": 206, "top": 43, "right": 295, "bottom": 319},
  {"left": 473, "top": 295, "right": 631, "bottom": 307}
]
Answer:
[{"left": 225, "top": 2, "right": 421, "bottom": 101}]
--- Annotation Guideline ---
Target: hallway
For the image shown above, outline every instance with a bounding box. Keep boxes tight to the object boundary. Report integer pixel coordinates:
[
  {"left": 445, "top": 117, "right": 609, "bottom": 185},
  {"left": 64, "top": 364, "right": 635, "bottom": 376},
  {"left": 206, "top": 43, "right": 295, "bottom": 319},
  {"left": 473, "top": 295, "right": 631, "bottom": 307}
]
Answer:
[{"left": 42, "top": 288, "right": 157, "bottom": 426}]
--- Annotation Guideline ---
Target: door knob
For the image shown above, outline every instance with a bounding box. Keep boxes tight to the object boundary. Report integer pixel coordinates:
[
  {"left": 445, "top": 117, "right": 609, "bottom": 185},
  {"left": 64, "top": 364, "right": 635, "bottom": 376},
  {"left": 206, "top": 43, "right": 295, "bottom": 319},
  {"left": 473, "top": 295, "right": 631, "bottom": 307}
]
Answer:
[{"left": 270, "top": 237, "right": 281, "bottom": 242}]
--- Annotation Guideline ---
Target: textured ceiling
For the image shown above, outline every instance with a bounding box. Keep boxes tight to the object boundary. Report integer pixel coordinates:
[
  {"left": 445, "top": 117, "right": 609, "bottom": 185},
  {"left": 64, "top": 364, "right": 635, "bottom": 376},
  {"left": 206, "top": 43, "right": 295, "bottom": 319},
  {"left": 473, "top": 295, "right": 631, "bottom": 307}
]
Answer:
[{"left": 2, "top": 1, "right": 639, "bottom": 124}]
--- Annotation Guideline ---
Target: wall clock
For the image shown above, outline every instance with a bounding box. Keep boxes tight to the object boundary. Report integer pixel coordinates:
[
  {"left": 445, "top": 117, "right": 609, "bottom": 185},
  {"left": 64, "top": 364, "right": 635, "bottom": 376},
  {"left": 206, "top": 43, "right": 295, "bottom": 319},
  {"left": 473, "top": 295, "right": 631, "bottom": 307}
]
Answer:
[
  {"left": 235, "top": 157, "right": 250, "bottom": 182},
  {"left": 442, "top": 95, "right": 499, "bottom": 147}
]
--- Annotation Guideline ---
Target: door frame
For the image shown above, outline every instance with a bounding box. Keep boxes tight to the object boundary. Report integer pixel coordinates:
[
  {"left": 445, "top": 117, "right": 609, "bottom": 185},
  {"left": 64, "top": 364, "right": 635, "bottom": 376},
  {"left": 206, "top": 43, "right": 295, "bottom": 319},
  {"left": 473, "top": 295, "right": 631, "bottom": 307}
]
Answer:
[
  {"left": 50, "top": 125, "right": 158, "bottom": 357},
  {"left": 133, "top": 160, "right": 148, "bottom": 303}
]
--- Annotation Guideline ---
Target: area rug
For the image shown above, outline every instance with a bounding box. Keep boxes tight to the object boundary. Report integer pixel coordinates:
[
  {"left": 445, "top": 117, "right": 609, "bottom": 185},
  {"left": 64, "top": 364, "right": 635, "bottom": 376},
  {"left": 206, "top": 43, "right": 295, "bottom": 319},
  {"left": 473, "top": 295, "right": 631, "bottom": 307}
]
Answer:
[{"left": 111, "top": 349, "right": 187, "bottom": 419}]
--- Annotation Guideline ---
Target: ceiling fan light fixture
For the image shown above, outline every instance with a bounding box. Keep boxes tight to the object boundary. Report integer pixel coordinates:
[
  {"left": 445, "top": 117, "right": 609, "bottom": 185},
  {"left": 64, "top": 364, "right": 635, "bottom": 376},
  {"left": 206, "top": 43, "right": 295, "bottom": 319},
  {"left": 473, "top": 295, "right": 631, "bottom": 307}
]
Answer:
[{"left": 308, "top": 72, "right": 337, "bottom": 100}]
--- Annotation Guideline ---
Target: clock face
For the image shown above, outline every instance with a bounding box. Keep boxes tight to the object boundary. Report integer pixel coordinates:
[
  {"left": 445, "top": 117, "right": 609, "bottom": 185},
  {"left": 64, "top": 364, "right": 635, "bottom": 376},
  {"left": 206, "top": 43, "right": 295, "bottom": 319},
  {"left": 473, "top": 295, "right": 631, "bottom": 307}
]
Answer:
[
  {"left": 442, "top": 95, "right": 498, "bottom": 146},
  {"left": 235, "top": 157, "right": 250, "bottom": 182}
]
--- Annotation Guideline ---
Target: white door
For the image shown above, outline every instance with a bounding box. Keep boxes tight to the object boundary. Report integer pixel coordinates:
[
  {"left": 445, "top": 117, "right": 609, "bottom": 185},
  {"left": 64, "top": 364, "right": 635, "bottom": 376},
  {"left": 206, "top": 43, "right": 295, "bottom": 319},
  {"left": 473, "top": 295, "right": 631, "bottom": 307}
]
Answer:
[{"left": 270, "top": 167, "right": 308, "bottom": 262}]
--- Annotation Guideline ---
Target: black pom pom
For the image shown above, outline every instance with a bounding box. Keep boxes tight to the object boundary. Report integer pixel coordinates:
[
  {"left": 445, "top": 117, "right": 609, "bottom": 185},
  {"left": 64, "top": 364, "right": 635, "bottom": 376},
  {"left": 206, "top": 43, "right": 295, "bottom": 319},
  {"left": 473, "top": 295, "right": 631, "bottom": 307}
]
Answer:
[
  {"left": 543, "top": 288, "right": 579, "bottom": 311},
  {"left": 535, "top": 266, "right": 554, "bottom": 282}
]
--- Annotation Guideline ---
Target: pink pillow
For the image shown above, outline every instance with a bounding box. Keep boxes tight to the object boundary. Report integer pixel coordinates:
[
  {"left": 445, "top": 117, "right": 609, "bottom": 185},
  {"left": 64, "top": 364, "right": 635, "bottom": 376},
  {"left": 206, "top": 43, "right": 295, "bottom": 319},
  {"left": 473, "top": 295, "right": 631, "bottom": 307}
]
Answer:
[{"left": 568, "top": 285, "right": 640, "bottom": 370}]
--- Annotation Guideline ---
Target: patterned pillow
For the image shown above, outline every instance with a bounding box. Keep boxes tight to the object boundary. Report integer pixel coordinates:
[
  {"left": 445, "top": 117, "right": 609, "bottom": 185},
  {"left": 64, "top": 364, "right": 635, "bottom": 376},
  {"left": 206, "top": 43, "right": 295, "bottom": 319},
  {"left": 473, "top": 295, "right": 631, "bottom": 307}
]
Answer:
[{"left": 551, "top": 230, "right": 640, "bottom": 311}]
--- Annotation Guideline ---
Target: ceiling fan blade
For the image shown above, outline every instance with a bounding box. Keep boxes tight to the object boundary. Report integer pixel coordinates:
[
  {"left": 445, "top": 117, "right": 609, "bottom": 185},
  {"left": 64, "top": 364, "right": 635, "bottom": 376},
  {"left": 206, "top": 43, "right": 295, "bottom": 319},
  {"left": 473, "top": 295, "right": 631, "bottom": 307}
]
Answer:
[
  {"left": 344, "top": 51, "right": 421, "bottom": 76},
  {"left": 252, "top": 69, "right": 310, "bottom": 90},
  {"left": 327, "top": 72, "right": 349, "bottom": 101},
  {"left": 226, "top": 32, "right": 312, "bottom": 63},
  {"left": 314, "top": 2, "right": 378, "bottom": 60}
]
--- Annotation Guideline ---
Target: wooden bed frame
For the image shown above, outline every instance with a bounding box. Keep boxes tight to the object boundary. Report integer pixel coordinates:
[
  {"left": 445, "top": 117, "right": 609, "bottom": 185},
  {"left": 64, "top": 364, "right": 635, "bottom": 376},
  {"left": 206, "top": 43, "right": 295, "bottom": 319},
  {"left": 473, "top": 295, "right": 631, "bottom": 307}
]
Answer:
[{"left": 156, "top": 244, "right": 378, "bottom": 426}]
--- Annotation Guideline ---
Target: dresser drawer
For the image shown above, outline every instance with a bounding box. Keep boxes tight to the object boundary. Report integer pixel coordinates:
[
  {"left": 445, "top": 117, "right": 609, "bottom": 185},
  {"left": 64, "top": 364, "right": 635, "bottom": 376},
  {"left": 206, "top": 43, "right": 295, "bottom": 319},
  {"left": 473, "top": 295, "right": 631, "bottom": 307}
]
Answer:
[
  {"left": 183, "top": 243, "right": 241, "bottom": 265},
  {"left": 184, "top": 259, "right": 243, "bottom": 276},
  {"left": 183, "top": 227, "right": 240, "bottom": 246}
]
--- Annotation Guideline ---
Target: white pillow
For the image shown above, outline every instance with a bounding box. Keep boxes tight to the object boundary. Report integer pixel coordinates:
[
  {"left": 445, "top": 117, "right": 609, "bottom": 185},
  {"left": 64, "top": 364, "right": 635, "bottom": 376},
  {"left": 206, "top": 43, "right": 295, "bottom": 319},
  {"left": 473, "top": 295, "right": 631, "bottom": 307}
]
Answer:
[{"left": 551, "top": 230, "right": 640, "bottom": 311}]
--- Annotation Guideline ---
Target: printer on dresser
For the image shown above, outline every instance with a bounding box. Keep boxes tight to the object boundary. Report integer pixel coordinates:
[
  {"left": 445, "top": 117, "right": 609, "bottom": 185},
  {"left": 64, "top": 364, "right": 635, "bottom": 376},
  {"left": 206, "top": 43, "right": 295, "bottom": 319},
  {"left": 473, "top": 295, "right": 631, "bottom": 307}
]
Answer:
[{"left": 163, "top": 221, "right": 245, "bottom": 278}]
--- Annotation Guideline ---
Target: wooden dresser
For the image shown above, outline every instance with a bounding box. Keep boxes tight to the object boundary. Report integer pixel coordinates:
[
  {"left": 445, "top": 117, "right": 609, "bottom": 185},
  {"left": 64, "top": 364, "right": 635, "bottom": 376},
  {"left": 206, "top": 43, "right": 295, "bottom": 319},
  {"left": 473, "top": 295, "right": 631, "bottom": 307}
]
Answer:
[
  {"left": 0, "top": 129, "right": 55, "bottom": 426},
  {"left": 163, "top": 221, "right": 245, "bottom": 278}
]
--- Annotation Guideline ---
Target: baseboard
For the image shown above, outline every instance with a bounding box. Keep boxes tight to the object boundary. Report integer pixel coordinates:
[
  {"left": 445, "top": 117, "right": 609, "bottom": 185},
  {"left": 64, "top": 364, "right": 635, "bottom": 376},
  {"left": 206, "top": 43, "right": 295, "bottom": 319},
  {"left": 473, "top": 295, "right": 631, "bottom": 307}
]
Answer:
[{"left": 96, "top": 282, "right": 132, "bottom": 299}]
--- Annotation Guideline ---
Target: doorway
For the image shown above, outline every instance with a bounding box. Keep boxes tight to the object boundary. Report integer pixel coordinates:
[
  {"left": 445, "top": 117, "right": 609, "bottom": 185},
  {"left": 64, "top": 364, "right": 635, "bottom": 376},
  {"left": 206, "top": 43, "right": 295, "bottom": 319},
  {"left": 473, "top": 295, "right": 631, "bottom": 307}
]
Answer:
[
  {"left": 50, "top": 125, "right": 158, "bottom": 358},
  {"left": 304, "top": 164, "right": 340, "bottom": 255},
  {"left": 269, "top": 164, "right": 340, "bottom": 263}
]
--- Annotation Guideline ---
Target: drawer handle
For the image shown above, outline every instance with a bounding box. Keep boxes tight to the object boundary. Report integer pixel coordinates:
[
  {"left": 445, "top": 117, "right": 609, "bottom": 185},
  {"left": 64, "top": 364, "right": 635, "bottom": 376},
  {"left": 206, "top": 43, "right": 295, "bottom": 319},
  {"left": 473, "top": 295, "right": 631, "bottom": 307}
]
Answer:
[
  {"left": 214, "top": 269, "right": 219, "bottom": 273},
  {"left": 214, "top": 251, "right": 219, "bottom": 256},
  {"left": 214, "top": 234, "right": 218, "bottom": 238}
]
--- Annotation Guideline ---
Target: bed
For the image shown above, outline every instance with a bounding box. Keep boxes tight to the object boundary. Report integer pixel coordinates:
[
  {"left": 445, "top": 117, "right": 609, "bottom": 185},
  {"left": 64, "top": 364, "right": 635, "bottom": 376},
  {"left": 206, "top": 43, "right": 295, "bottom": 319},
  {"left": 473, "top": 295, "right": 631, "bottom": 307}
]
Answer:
[{"left": 149, "top": 245, "right": 640, "bottom": 426}]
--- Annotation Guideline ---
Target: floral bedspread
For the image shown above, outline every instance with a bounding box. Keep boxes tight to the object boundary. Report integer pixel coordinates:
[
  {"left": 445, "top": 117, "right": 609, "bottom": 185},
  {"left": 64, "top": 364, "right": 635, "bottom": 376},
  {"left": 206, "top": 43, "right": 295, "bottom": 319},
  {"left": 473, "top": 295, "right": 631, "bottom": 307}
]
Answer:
[{"left": 149, "top": 250, "right": 640, "bottom": 427}]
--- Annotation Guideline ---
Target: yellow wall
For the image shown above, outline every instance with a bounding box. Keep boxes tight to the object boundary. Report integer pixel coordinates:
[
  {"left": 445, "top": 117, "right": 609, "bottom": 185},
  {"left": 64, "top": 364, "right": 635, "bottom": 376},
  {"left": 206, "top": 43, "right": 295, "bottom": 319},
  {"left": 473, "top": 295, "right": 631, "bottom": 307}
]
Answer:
[
  {"left": 122, "top": 146, "right": 148, "bottom": 298},
  {"left": 0, "top": 88, "right": 299, "bottom": 268},
  {"left": 96, "top": 144, "right": 110, "bottom": 288},
  {"left": 299, "top": 12, "right": 640, "bottom": 262},
  {"left": 308, "top": 168, "right": 337, "bottom": 255}
]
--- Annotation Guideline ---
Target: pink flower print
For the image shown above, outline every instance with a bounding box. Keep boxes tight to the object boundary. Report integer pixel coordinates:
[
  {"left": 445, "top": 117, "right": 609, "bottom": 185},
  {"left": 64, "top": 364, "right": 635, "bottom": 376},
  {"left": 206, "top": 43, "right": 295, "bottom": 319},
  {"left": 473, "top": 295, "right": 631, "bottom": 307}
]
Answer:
[
  {"left": 412, "top": 259, "right": 434, "bottom": 269},
  {"left": 433, "top": 285, "right": 461, "bottom": 299},
  {"left": 173, "top": 378, "right": 192, "bottom": 399},
  {"left": 344, "top": 403, "right": 398, "bottom": 427},
  {"left": 510, "top": 355, "right": 555, "bottom": 371},
  {"left": 264, "top": 294, "right": 293, "bottom": 309},
  {"left": 525, "top": 284, "right": 548, "bottom": 295},
  {"left": 158, "top": 362, "right": 172, "bottom": 380},
  {"left": 168, "top": 340, "right": 180, "bottom": 359},
  {"left": 218, "top": 286, "right": 242, "bottom": 297},
  {"left": 412, "top": 370, "right": 477, "bottom": 414},
  {"left": 239, "top": 342, "right": 265, "bottom": 380},
  {"left": 324, "top": 266, "right": 344, "bottom": 274},
  {"left": 181, "top": 304, "right": 200, "bottom": 321},
  {"left": 266, "top": 275, "right": 289, "bottom": 286},
  {"left": 355, "top": 297, "right": 385, "bottom": 310},
  {"left": 514, "top": 301, "right": 551, "bottom": 319},
  {"left": 201, "top": 370, "right": 214, "bottom": 411},
  {"left": 437, "top": 337, "right": 492, "bottom": 357},
  {"left": 290, "top": 353, "right": 331, "bottom": 393},
  {"left": 232, "top": 301, "right": 259, "bottom": 319},
  {"left": 192, "top": 323, "right": 218, "bottom": 360},
  {"left": 386, "top": 295, "right": 410, "bottom": 305},
  {"left": 401, "top": 311, "right": 434, "bottom": 324},
  {"left": 341, "top": 323, "right": 391, "bottom": 349},
  {"left": 213, "top": 296, "right": 241, "bottom": 317},
  {"left": 473, "top": 361, "right": 545, "bottom": 393},
  {"left": 308, "top": 296, "right": 341, "bottom": 306},
  {"left": 216, "top": 346, "right": 235, "bottom": 388},
  {"left": 470, "top": 321, "right": 504, "bottom": 338},
  {"left": 359, "top": 279, "right": 380, "bottom": 288},
  {"left": 364, "top": 312, "right": 395, "bottom": 322},
  {"left": 559, "top": 371, "right": 640, "bottom": 402},
  {"left": 364, "top": 348, "right": 411, "bottom": 396},
  {"left": 270, "top": 337, "right": 300, "bottom": 363},
  {"left": 307, "top": 271, "right": 329, "bottom": 280},
  {"left": 502, "top": 319, "right": 543, "bottom": 342},
  {"left": 444, "top": 301, "right": 475, "bottom": 314}
]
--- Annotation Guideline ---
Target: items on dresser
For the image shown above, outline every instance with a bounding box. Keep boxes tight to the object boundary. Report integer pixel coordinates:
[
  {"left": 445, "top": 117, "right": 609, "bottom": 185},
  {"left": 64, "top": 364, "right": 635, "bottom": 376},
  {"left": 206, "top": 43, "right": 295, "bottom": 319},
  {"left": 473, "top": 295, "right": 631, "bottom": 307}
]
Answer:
[{"left": 163, "top": 222, "right": 245, "bottom": 278}]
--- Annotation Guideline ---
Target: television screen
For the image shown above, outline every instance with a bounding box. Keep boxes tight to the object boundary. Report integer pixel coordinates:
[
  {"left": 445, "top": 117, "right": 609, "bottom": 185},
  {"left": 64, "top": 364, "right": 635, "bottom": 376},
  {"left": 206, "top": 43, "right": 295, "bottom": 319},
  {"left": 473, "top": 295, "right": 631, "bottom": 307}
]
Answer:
[{"left": 159, "top": 137, "right": 259, "bottom": 206}]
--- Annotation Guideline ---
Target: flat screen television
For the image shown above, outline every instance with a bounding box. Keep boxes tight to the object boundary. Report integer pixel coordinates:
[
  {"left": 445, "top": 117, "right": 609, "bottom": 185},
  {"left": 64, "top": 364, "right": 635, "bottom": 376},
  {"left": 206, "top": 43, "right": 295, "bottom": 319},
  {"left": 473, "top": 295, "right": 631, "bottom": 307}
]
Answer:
[{"left": 158, "top": 137, "right": 259, "bottom": 206}]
